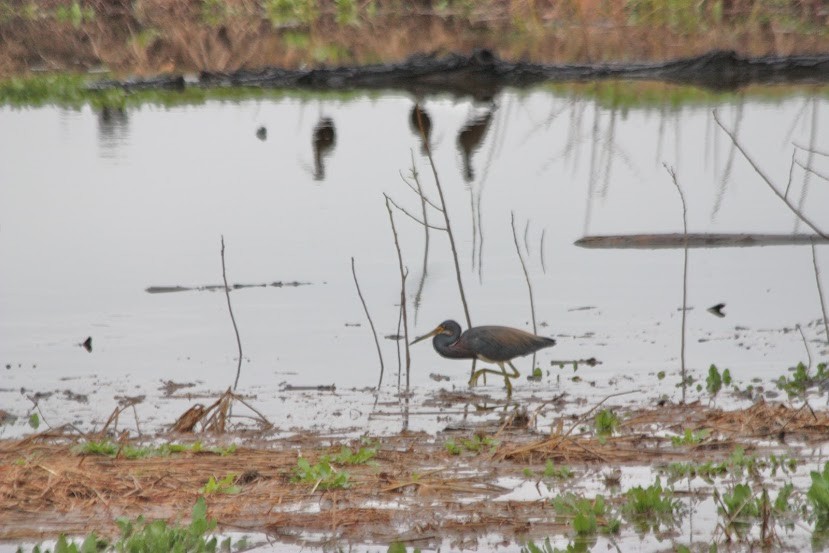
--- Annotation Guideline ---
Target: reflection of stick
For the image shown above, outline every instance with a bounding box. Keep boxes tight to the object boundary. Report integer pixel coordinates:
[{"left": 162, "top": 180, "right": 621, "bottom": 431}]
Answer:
[
  {"left": 812, "top": 241, "right": 829, "bottom": 345},
  {"left": 412, "top": 115, "right": 476, "bottom": 379},
  {"left": 511, "top": 212, "right": 538, "bottom": 371},
  {"left": 221, "top": 236, "right": 244, "bottom": 391},
  {"left": 663, "top": 166, "right": 688, "bottom": 404},
  {"left": 713, "top": 112, "right": 828, "bottom": 239},
  {"left": 385, "top": 197, "right": 411, "bottom": 390},
  {"left": 410, "top": 152, "right": 430, "bottom": 323},
  {"left": 351, "top": 257, "right": 384, "bottom": 390}
]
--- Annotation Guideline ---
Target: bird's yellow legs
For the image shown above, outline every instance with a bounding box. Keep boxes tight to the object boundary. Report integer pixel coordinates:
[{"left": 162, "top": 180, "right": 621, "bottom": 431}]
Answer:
[{"left": 469, "top": 361, "right": 520, "bottom": 395}]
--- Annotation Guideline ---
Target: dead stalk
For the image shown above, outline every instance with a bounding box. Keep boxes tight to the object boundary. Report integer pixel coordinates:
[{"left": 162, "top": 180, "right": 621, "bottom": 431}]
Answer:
[
  {"left": 351, "top": 257, "right": 385, "bottom": 390},
  {"left": 384, "top": 196, "right": 411, "bottom": 390},
  {"left": 220, "top": 236, "right": 244, "bottom": 391},
  {"left": 511, "top": 212, "right": 538, "bottom": 370},
  {"left": 417, "top": 118, "right": 475, "bottom": 378},
  {"left": 419, "top": 130, "right": 472, "bottom": 331},
  {"left": 663, "top": 165, "right": 688, "bottom": 404},
  {"left": 812, "top": 241, "right": 829, "bottom": 345},
  {"left": 713, "top": 112, "right": 829, "bottom": 239}
]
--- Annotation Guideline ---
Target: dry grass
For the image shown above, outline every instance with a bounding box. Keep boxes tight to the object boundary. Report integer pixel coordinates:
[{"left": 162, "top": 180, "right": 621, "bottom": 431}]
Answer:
[
  {"left": 2, "top": 398, "right": 829, "bottom": 542},
  {"left": 0, "top": 0, "right": 827, "bottom": 77}
]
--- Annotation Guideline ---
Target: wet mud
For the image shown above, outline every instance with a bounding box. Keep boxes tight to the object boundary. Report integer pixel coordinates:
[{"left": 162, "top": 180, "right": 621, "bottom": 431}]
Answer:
[{"left": 2, "top": 391, "right": 829, "bottom": 549}]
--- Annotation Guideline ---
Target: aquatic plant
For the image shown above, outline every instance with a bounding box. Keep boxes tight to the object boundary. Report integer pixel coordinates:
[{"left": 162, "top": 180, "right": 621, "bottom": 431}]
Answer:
[
  {"left": 444, "top": 434, "right": 500, "bottom": 455},
  {"left": 292, "top": 457, "right": 350, "bottom": 489},
  {"left": 73, "top": 440, "right": 237, "bottom": 459},
  {"left": 622, "top": 479, "right": 680, "bottom": 530},
  {"left": 199, "top": 473, "right": 241, "bottom": 495},
  {"left": 551, "top": 493, "right": 620, "bottom": 536},
  {"left": 19, "top": 497, "right": 241, "bottom": 553},
  {"left": 593, "top": 409, "right": 619, "bottom": 437}
]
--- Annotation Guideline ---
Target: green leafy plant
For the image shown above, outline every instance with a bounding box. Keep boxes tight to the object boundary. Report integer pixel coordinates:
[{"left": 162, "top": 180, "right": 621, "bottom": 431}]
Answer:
[
  {"left": 551, "top": 493, "right": 620, "bottom": 536},
  {"left": 292, "top": 457, "right": 350, "bottom": 490},
  {"left": 74, "top": 440, "right": 236, "bottom": 459},
  {"left": 54, "top": 1, "right": 95, "bottom": 27},
  {"left": 444, "top": 435, "right": 499, "bottom": 455},
  {"left": 777, "top": 362, "right": 829, "bottom": 398},
  {"left": 662, "top": 447, "right": 797, "bottom": 483},
  {"left": 330, "top": 444, "right": 377, "bottom": 465},
  {"left": 622, "top": 479, "right": 680, "bottom": 532},
  {"left": 262, "top": 0, "right": 318, "bottom": 26},
  {"left": 199, "top": 473, "right": 241, "bottom": 495},
  {"left": 671, "top": 428, "right": 710, "bottom": 447},
  {"left": 22, "top": 497, "right": 233, "bottom": 553},
  {"left": 521, "top": 538, "right": 580, "bottom": 553},
  {"left": 594, "top": 409, "right": 619, "bottom": 438},
  {"left": 808, "top": 462, "right": 829, "bottom": 530},
  {"left": 28, "top": 413, "right": 40, "bottom": 430}
]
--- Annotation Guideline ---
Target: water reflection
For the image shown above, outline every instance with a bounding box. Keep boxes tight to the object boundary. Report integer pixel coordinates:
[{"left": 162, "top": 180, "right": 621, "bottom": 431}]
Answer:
[
  {"left": 408, "top": 103, "right": 432, "bottom": 154},
  {"left": 457, "top": 104, "right": 495, "bottom": 182},
  {"left": 96, "top": 106, "right": 129, "bottom": 159},
  {"left": 312, "top": 117, "right": 336, "bottom": 180}
]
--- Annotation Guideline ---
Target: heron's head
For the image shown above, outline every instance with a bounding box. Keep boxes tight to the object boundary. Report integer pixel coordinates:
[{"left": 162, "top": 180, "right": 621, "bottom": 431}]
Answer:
[{"left": 410, "top": 322, "right": 454, "bottom": 346}]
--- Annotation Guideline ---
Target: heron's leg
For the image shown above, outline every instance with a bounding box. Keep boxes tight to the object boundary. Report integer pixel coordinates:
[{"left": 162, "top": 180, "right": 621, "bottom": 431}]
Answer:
[
  {"left": 505, "top": 361, "right": 520, "bottom": 379},
  {"left": 469, "top": 368, "right": 505, "bottom": 386},
  {"left": 470, "top": 362, "right": 515, "bottom": 395}
]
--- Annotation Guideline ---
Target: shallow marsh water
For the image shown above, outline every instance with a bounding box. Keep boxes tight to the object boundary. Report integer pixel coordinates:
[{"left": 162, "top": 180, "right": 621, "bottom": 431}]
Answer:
[
  {"left": 1, "top": 83, "right": 828, "bottom": 435},
  {"left": 1, "top": 82, "right": 829, "bottom": 551}
]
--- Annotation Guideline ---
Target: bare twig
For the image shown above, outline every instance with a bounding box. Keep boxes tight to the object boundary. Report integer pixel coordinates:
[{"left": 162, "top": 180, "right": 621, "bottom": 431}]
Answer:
[
  {"left": 663, "top": 165, "right": 689, "bottom": 404},
  {"left": 785, "top": 149, "right": 797, "bottom": 199},
  {"left": 400, "top": 170, "right": 442, "bottom": 213},
  {"left": 813, "top": 240, "right": 829, "bottom": 345},
  {"left": 385, "top": 197, "right": 411, "bottom": 390},
  {"left": 351, "top": 257, "right": 385, "bottom": 390},
  {"left": 540, "top": 228, "right": 547, "bottom": 274},
  {"left": 713, "top": 112, "right": 828, "bottom": 239},
  {"left": 385, "top": 195, "right": 446, "bottom": 231},
  {"left": 220, "top": 236, "right": 244, "bottom": 391},
  {"left": 797, "top": 324, "right": 813, "bottom": 372},
  {"left": 511, "top": 212, "right": 538, "bottom": 370},
  {"left": 795, "top": 158, "right": 829, "bottom": 183}
]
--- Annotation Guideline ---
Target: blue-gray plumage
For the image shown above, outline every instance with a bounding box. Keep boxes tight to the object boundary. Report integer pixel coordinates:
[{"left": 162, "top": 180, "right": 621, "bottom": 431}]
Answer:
[{"left": 410, "top": 319, "right": 556, "bottom": 394}]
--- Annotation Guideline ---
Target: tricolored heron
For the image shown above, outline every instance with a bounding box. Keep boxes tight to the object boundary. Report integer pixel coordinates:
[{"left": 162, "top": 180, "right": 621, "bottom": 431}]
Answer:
[{"left": 410, "top": 320, "right": 556, "bottom": 394}]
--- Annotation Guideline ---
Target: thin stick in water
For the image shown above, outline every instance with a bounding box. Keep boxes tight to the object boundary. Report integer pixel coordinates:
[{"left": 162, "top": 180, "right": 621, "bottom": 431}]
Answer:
[
  {"left": 663, "top": 166, "right": 688, "bottom": 404},
  {"left": 511, "top": 212, "right": 538, "bottom": 371},
  {"left": 418, "top": 120, "right": 475, "bottom": 378},
  {"left": 351, "top": 257, "right": 385, "bottom": 390},
  {"left": 385, "top": 196, "right": 411, "bottom": 390},
  {"left": 221, "top": 236, "right": 244, "bottom": 391},
  {"left": 812, "top": 240, "right": 829, "bottom": 345}
]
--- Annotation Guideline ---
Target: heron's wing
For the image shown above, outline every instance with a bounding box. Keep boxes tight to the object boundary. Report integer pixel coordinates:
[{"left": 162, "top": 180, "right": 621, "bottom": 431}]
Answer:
[{"left": 462, "top": 326, "right": 555, "bottom": 362}]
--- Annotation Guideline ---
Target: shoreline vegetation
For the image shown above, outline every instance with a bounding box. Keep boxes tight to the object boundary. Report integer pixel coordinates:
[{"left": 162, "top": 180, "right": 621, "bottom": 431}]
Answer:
[{"left": 0, "top": 0, "right": 827, "bottom": 79}]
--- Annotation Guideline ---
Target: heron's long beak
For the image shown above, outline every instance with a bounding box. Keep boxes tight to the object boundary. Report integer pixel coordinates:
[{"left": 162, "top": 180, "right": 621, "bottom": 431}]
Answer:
[{"left": 410, "top": 326, "right": 441, "bottom": 346}]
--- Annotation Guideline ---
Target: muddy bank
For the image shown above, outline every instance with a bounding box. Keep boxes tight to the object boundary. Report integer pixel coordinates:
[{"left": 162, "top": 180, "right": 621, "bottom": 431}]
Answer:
[
  {"left": 88, "top": 49, "right": 829, "bottom": 97},
  {"left": 1, "top": 398, "right": 827, "bottom": 547}
]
